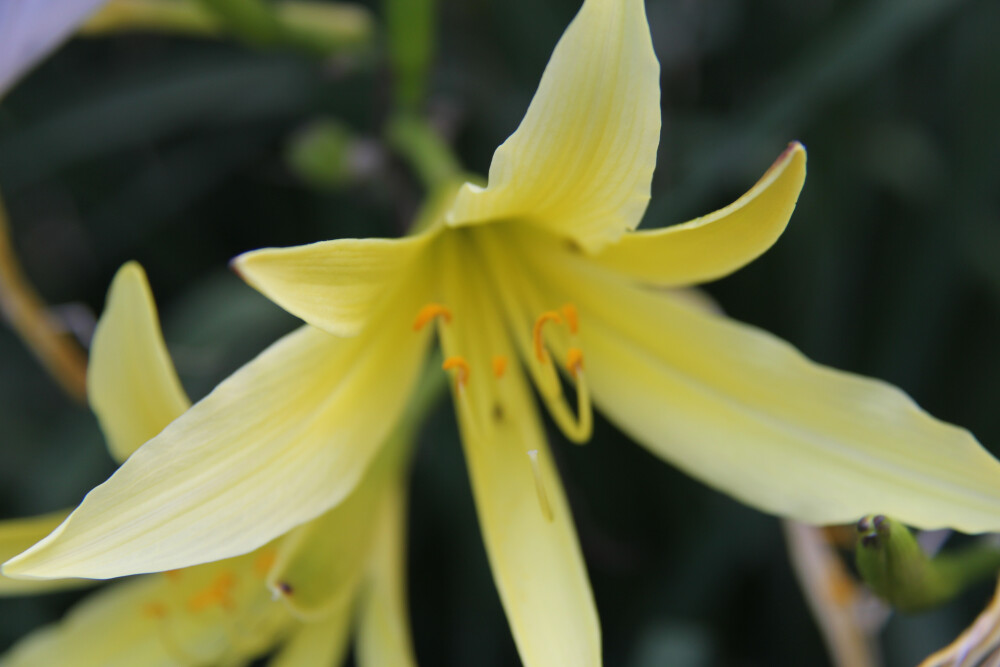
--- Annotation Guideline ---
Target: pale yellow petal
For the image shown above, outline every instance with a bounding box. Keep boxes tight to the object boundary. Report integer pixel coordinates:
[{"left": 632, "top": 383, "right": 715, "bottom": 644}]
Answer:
[
  {"left": 267, "top": 445, "right": 398, "bottom": 620},
  {"left": 2, "top": 553, "right": 289, "bottom": 666},
  {"left": 0, "top": 511, "right": 88, "bottom": 596},
  {"left": 234, "top": 231, "right": 436, "bottom": 336},
  {"left": 524, "top": 236, "right": 1000, "bottom": 532},
  {"left": 5, "top": 272, "right": 432, "bottom": 580},
  {"left": 592, "top": 142, "right": 806, "bottom": 286},
  {"left": 0, "top": 577, "right": 170, "bottom": 667},
  {"left": 88, "top": 262, "right": 190, "bottom": 464},
  {"left": 436, "top": 232, "right": 601, "bottom": 666},
  {"left": 355, "top": 481, "right": 415, "bottom": 667},
  {"left": 446, "top": 0, "right": 659, "bottom": 252},
  {"left": 268, "top": 607, "right": 352, "bottom": 667}
]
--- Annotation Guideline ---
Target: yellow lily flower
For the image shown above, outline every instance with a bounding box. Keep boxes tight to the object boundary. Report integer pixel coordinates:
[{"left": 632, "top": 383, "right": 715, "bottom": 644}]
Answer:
[
  {"left": 1, "top": 263, "right": 418, "bottom": 666},
  {"left": 8, "top": 0, "right": 1000, "bottom": 664}
]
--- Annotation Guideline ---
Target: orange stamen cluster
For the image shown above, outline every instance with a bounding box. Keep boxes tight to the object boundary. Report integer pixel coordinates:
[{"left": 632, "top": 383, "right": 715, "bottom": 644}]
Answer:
[
  {"left": 188, "top": 572, "right": 237, "bottom": 612},
  {"left": 413, "top": 303, "right": 452, "bottom": 331},
  {"left": 492, "top": 356, "right": 508, "bottom": 379}
]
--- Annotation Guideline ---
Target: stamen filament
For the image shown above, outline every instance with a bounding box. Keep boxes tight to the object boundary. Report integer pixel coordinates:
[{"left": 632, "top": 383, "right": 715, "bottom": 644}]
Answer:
[
  {"left": 528, "top": 313, "right": 593, "bottom": 443},
  {"left": 442, "top": 356, "right": 489, "bottom": 446},
  {"left": 527, "top": 450, "right": 554, "bottom": 522}
]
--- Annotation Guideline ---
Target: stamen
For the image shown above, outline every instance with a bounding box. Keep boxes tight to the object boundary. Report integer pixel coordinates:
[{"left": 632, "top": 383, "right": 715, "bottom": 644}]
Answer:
[
  {"left": 164, "top": 569, "right": 182, "bottom": 582},
  {"left": 526, "top": 313, "right": 593, "bottom": 444},
  {"left": 442, "top": 356, "right": 470, "bottom": 389},
  {"left": 413, "top": 303, "right": 452, "bottom": 331},
  {"left": 527, "top": 450, "right": 554, "bottom": 522},
  {"left": 565, "top": 347, "right": 584, "bottom": 375},
  {"left": 188, "top": 572, "right": 237, "bottom": 612},
  {"left": 560, "top": 303, "right": 579, "bottom": 334},
  {"left": 492, "top": 355, "right": 508, "bottom": 379},
  {"left": 533, "top": 311, "right": 562, "bottom": 362}
]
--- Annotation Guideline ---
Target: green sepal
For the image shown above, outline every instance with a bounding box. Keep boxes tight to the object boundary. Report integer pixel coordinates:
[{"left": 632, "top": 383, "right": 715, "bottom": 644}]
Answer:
[{"left": 855, "top": 515, "right": 1000, "bottom": 612}]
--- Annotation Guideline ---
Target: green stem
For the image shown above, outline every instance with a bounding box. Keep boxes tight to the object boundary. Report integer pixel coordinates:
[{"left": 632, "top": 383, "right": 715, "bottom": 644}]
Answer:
[
  {"left": 81, "top": 0, "right": 374, "bottom": 56},
  {"left": 384, "top": 0, "right": 436, "bottom": 110},
  {"left": 385, "top": 113, "right": 462, "bottom": 192}
]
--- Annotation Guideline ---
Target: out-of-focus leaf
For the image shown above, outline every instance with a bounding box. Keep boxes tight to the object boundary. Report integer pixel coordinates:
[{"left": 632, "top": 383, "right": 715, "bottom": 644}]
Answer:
[
  {"left": 0, "top": 56, "right": 318, "bottom": 190},
  {"left": 646, "top": 0, "right": 969, "bottom": 225}
]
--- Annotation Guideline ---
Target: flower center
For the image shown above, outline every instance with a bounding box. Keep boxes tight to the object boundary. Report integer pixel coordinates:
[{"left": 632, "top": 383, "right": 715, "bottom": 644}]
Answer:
[
  {"left": 140, "top": 550, "right": 282, "bottom": 665},
  {"left": 414, "top": 299, "right": 594, "bottom": 521}
]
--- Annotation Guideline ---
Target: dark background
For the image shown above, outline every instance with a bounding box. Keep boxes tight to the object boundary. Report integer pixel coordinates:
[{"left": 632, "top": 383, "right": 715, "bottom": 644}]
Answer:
[{"left": 1, "top": 0, "right": 999, "bottom": 664}]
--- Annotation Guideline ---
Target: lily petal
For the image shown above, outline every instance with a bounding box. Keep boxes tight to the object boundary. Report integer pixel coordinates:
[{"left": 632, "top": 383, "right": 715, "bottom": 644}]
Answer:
[
  {"left": 268, "top": 606, "right": 352, "bottom": 667},
  {"left": 0, "top": 0, "right": 108, "bottom": 99},
  {"left": 437, "top": 234, "right": 600, "bottom": 666},
  {"left": 2, "top": 552, "right": 287, "bottom": 666},
  {"left": 234, "top": 231, "right": 437, "bottom": 337},
  {"left": 447, "top": 0, "right": 659, "bottom": 253},
  {"left": 529, "top": 242, "right": 1000, "bottom": 533},
  {"left": 593, "top": 143, "right": 807, "bottom": 286},
  {"left": 88, "top": 262, "right": 190, "bottom": 464},
  {"left": 5, "top": 275, "right": 432, "bottom": 580},
  {"left": 0, "top": 577, "right": 171, "bottom": 667},
  {"left": 356, "top": 480, "right": 416, "bottom": 667},
  {"left": 0, "top": 511, "right": 88, "bottom": 596},
  {"left": 266, "top": 444, "right": 398, "bottom": 620}
]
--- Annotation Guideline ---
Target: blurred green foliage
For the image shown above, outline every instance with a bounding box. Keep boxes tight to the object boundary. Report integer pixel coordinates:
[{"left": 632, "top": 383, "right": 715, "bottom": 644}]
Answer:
[{"left": 1, "top": 0, "right": 999, "bottom": 665}]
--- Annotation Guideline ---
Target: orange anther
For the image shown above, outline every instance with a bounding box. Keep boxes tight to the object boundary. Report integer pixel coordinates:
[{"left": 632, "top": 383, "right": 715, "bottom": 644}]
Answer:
[
  {"left": 143, "top": 602, "right": 168, "bottom": 619},
  {"left": 560, "top": 304, "right": 579, "bottom": 334},
  {"left": 533, "top": 312, "right": 562, "bottom": 362},
  {"left": 163, "top": 569, "right": 182, "bottom": 582},
  {"left": 188, "top": 572, "right": 237, "bottom": 612},
  {"left": 254, "top": 550, "right": 277, "bottom": 577},
  {"left": 413, "top": 303, "right": 452, "bottom": 331},
  {"left": 565, "top": 348, "right": 584, "bottom": 375},
  {"left": 492, "top": 356, "right": 508, "bottom": 379},
  {"left": 442, "top": 356, "right": 471, "bottom": 388}
]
